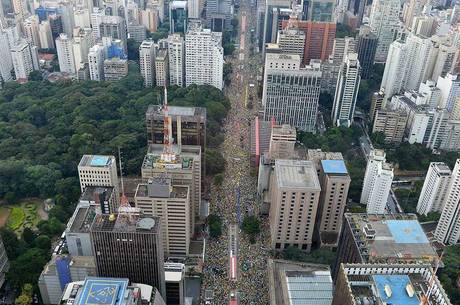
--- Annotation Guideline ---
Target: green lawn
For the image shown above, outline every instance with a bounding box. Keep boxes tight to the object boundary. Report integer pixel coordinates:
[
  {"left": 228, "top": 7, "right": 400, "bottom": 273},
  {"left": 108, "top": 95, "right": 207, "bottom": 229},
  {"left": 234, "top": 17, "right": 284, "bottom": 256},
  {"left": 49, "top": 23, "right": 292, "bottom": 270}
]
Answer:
[{"left": 7, "top": 207, "right": 25, "bottom": 231}]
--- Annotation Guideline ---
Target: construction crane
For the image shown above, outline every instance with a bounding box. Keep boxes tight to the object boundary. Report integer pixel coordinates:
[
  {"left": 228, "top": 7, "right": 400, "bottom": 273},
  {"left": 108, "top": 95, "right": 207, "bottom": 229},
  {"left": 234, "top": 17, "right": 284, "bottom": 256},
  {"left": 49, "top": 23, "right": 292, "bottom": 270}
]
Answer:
[{"left": 419, "top": 251, "right": 444, "bottom": 305}]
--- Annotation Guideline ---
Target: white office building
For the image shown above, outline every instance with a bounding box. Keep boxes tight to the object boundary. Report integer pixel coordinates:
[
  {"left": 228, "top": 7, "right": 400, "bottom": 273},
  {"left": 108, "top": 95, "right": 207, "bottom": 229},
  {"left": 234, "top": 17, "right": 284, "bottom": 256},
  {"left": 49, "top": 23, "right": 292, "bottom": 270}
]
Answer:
[
  {"left": 0, "top": 30, "right": 13, "bottom": 83},
  {"left": 262, "top": 52, "right": 322, "bottom": 132},
  {"left": 168, "top": 34, "right": 184, "bottom": 87},
  {"left": 417, "top": 162, "right": 451, "bottom": 215},
  {"left": 369, "top": 0, "right": 401, "bottom": 62},
  {"left": 435, "top": 159, "right": 460, "bottom": 244},
  {"left": 361, "top": 149, "right": 394, "bottom": 214},
  {"left": 185, "top": 23, "right": 223, "bottom": 90},
  {"left": 332, "top": 53, "right": 361, "bottom": 127},
  {"left": 380, "top": 40, "right": 409, "bottom": 99},
  {"left": 38, "top": 21, "right": 54, "bottom": 49},
  {"left": 437, "top": 73, "right": 460, "bottom": 111},
  {"left": 88, "top": 44, "right": 105, "bottom": 81},
  {"left": 139, "top": 40, "right": 156, "bottom": 87},
  {"left": 56, "top": 33, "right": 76, "bottom": 74},
  {"left": 11, "top": 40, "right": 39, "bottom": 80}
]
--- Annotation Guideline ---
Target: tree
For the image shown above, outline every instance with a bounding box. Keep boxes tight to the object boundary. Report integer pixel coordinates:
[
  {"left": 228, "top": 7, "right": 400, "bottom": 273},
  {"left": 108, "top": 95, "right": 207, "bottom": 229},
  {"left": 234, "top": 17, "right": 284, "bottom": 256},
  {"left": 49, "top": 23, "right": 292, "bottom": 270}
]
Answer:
[
  {"left": 22, "top": 228, "right": 36, "bottom": 245},
  {"left": 242, "top": 216, "right": 260, "bottom": 243},
  {"left": 231, "top": 18, "right": 239, "bottom": 28},
  {"left": 34, "top": 235, "right": 51, "bottom": 250},
  {"left": 370, "top": 131, "right": 386, "bottom": 148},
  {"left": 208, "top": 214, "right": 222, "bottom": 238},
  {"left": 283, "top": 247, "right": 336, "bottom": 266},
  {"left": 28, "top": 71, "right": 43, "bottom": 81},
  {"left": 223, "top": 43, "right": 235, "bottom": 56},
  {"left": 7, "top": 248, "right": 49, "bottom": 288},
  {"left": 205, "top": 149, "right": 226, "bottom": 175},
  {"left": 213, "top": 173, "right": 224, "bottom": 186},
  {"left": 15, "top": 284, "right": 33, "bottom": 305},
  {"left": 127, "top": 38, "right": 140, "bottom": 61}
]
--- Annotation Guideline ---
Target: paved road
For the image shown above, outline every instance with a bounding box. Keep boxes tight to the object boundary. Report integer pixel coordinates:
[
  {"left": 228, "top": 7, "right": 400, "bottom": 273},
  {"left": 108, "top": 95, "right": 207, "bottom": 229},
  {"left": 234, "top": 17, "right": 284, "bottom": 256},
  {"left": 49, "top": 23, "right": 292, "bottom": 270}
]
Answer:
[{"left": 200, "top": 0, "right": 270, "bottom": 304}]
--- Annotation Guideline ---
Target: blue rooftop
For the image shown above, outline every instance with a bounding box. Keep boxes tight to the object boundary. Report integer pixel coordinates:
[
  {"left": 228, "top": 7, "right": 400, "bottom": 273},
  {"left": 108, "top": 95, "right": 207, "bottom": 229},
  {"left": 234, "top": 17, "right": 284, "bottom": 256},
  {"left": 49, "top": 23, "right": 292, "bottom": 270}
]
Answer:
[
  {"left": 321, "top": 160, "right": 348, "bottom": 174},
  {"left": 387, "top": 220, "right": 429, "bottom": 244},
  {"left": 90, "top": 156, "right": 110, "bottom": 167},
  {"left": 373, "top": 275, "right": 419, "bottom": 305},
  {"left": 76, "top": 277, "right": 128, "bottom": 305}
]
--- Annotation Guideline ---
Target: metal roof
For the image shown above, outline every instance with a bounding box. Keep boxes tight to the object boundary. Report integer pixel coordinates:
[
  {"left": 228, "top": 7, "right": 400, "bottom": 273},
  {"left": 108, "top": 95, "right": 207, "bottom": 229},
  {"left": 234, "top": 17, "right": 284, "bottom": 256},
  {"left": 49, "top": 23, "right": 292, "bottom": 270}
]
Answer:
[{"left": 286, "top": 272, "right": 333, "bottom": 305}]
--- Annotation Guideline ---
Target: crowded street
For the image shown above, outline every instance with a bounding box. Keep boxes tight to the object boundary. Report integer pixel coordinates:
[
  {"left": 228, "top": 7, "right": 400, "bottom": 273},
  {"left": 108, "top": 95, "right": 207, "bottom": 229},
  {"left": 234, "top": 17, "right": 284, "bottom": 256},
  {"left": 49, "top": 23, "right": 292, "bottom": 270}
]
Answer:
[{"left": 200, "top": 0, "right": 271, "bottom": 303}]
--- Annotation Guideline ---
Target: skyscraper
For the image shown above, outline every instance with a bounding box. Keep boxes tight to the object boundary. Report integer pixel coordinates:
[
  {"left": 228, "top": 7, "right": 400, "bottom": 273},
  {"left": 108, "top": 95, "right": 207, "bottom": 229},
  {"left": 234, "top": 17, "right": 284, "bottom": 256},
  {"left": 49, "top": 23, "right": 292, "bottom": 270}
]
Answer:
[
  {"left": 168, "top": 34, "right": 185, "bottom": 87},
  {"left": 10, "top": 40, "right": 39, "bottom": 80},
  {"left": 331, "top": 37, "right": 356, "bottom": 64},
  {"left": 360, "top": 149, "right": 393, "bottom": 214},
  {"left": 276, "top": 28, "right": 306, "bottom": 63},
  {"left": 139, "top": 40, "right": 156, "bottom": 87},
  {"left": 368, "top": 0, "right": 401, "bottom": 62},
  {"left": 356, "top": 25, "right": 378, "bottom": 79},
  {"left": 90, "top": 213, "right": 166, "bottom": 296},
  {"left": 169, "top": 1, "right": 188, "bottom": 34},
  {"left": 185, "top": 22, "right": 223, "bottom": 90},
  {"left": 261, "top": 0, "right": 291, "bottom": 55},
  {"left": 332, "top": 53, "right": 361, "bottom": 127},
  {"left": 56, "top": 33, "right": 76, "bottom": 74},
  {"left": 155, "top": 50, "right": 169, "bottom": 87},
  {"left": 99, "top": 15, "right": 128, "bottom": 52},
  {"left": 22, "top": 15, "right": 41, "bottom": 48},
  {"left": 88, "top": 44, "right": 105, "bottom": 81},
  {"left": 262, "top": 52, "right": 321, "bottom": 132},
  {"left": 417, "top": 162, "right": 451, "bottom": 215},
  {"left": 380, "top": 40, "right": 409, "bottom": 99},
  {"left": 435, "top": 159, "right": 460, "bottom": 244},
  {"left": 269, "top": 160, "right": 321, "bottom": 252},
  {"left": 436, "top": 73, "right": 460, "bottom": 111},
  {"left": 135, "top": 177, "right": 191, "bottom": 256},
  {"left": 0, "top": 30, "right": 13, "bottom": 83},
  {"left": 38, "top": 21, "right": 54, "bottom": 49}
]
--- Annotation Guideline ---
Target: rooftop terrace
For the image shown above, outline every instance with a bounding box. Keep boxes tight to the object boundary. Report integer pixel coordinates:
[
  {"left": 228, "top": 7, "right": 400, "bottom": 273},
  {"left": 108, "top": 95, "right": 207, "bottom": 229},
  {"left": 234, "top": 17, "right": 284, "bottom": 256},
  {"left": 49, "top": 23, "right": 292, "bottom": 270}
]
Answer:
[
  {"left": 275, "top": 160, "right": 320, "bottom": 190},
  {"left": 91, "top": 213, "right": 160, "bottom": 234}
]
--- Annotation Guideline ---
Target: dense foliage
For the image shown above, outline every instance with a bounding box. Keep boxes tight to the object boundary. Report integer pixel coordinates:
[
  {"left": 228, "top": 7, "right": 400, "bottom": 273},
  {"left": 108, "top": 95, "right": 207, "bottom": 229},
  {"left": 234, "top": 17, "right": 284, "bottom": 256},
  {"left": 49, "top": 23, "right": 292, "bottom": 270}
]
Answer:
[
  {"left": 282, "top": 247, "right": 336, "bottom": 267},
  {"left": 439, "top": 245, "right": 460, "bottom": 305},
  {"left": 207, "top": 214, "right": 222, "bottom": 238},
  {"left": 0, "top": 76, "right": 230, "bottom": 204},
  {"left": 241, "top": 215, "right": 261, "bottom": 243}
]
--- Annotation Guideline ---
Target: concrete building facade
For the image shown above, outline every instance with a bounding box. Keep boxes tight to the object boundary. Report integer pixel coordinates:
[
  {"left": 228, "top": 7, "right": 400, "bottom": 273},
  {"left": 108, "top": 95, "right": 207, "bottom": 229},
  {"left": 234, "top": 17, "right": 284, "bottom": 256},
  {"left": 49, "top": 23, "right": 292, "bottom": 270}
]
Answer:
[{"left": 417, "top": 162, "right": 451, "bottom": 215}]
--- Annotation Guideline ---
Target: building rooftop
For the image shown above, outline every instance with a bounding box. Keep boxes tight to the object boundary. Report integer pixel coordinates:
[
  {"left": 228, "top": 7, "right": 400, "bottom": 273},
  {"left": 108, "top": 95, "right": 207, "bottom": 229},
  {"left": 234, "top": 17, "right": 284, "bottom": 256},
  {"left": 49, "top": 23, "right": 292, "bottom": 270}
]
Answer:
[
  {"left": 339, "top": 264, "right": 452, "bottom": 305},
  {"left": 431, "top": 162, "right": 451, "bottom": 173},
  {"left": 275, "top": 160, "right": 320, "bottom": 190},
  {"left": 321, "top": 160, "right": 348, "bottom": 174},
  {"left": 146, "top": 105, "right": 206, "bottom": 121},
  {"left": 345, "top": 213, "right": 438, "bottom": 264},
  {"left": 268, "top": 259, "right": 333, "bottom": 305},
  {"left": 91, "top": 213, "right": 160, "bottom": 234},
  {"left": 61, "top": 277, "right": 155, "bottom": 305},
  {"left": 135, "top": 183, "right": 189, "bottom": 199},
  {"left": 67, "top": 205, "right": 97, "bottom": 234},
  {"left": 79, "top": 155, "right": 115, "bottom": 168},
  {"left": 164, "top": 262, "right": 185, "bottom": 282},
  {"left": 141, "top": 144, "right": 200, "bottom": 171},
  {"left": 80, "top": 186, "right": 114, "bottom": 203}
]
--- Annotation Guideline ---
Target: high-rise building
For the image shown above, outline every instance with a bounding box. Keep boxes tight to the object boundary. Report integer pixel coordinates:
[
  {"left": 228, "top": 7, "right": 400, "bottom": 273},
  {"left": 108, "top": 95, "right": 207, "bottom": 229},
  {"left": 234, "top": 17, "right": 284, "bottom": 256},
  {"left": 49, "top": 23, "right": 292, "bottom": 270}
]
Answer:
[
  {"left": 187, "top": 0, "right": 200, "bottom": 19},
  {"left": 185, "top": 23, "right": 223, "bottom": 90},
  {"left": 417, "top": 162, "right": 451, "bottom": 216},
  {"left": 380, "top": 40, "right": 408, "bottom": 99},
  {"left": 281, "top": 18, "right": 336, "bottom": 65},
  {"left": 59, "top": 277, "right": 166, "bottom": 305},
  {"left": 262, "top": 52, "right": 321, "bottom": 132},
  {"left": 135, "top": 178, "right": 190, "bottom": 256},
  {"left": 0, "top": 237, "right": 8, "bottom": 289},
  {"left": 331, "top": 37, "right": 356, "bottom": 64},
  {"left": 333, "top": 263, "right": 451, "bottom": 305},
  {"left": 22, "top": 15, "right": 41, "bottom": 48},
  {"left": 269, "top": 159, "right": 321, "bottom": 252},
  {"left": 360, "top": 149, "right": 393, "bottom": 214},
  {"left": 91, "top": 213, "right": 166, "bottom": 296},
  {"left": 65, "top": 204, "right": 97, "bottom": 257},
  {"left": 261, "top": 0, "right": 292, "bottom": 54},
  {"left": 206, "top": 0, "right": 232, "bottom": 31},
  {"left": 168, "top": 34, "right": 185, "bottom": 87},
  {"left": 12, "top": 0, "right": 28, "bottom": 20},
  {"left": 276, "top": 28, "right": 306, "bottom": 63},
  {"left": 332, "top": 53, "right": 361, "bottom": 127},
  {"left": 169, "top": 1, "right": 188, "bottom": 34},
  {"left": 73, "top": 28, "right": 94, "bottom": 72},
  {"left": 38, "top": 21, "right": 54, "bottom": 49},
  {"left": 74, "top": 8, "right": 91, "bottom": 28},
  {"left": 11, "top": 40, "right": 39, "bottom": 81},
  {"left": 333, "top": 213, "right": 438, "bottom": 280},
  {"left": 164, "top": 262, "right": 185, "bottom": 305},
  {"left": 411, "top": 15, "right": 436, "bottom": 38},
  {"left": 77, "top": 155, "right": 119, "bottom": 202},
  {"left": 436, "top": 73, "right": 460, "bottom": 111},
  {"left": 99, "top": 15, "right": 128, "bottom": 52},
  {"left": 56, "top": 33, "right": 76, "bottom": 74},
  {"left": 0, "top": 30, "right": 13, "bottom": 83},
  {"left": 372, "top": 108, "right": 408, "bottom": 143},
  {"left": 356, "top": 25, "right": 378, "bottom": 79},
  {"left": 139, "top": 40, "right": 156, "bottom": 87},
  {"left": 140, "top": 7, "right": 159, "bottom": 32},
  {"left": 146, "top": 105, "right": 206, "bottom": 152},
  {"left": 316, "top": 158, "right": 350, "bottom": 247},
  {"left": 370, "top": 90, "right": 385, "bottom": 122},
  {"left": 88, "top": 44, "right": 105, "bottom": 81},
  {"left": 141, "top": 144, "right": 201, "bottom": 235},
  {"left": 435, "top": 159, "right": 460, "bottom": 244},
  {"left": 127, "top": 23, "right": 147, "bottom": 42},
  {"left": 403, "top": 0, "right": 428, "bottom": 28},
  {"left": 103, "top": 57, "right": 128, "bottom": 81},
  {"left": 155, "top": 50, "right": 169, "bottom": 87},
  {"left": 268, "top": 124, "right": 296, "bottom": 161},
  {"left": 59, "top": 1, "right": 75, "bottom": 36},
  {"left": 431, "top": 44, "right": 458, "bottom": 80},
  {"left": 368, "top": 0, "right": 401, "bottom": 62}
]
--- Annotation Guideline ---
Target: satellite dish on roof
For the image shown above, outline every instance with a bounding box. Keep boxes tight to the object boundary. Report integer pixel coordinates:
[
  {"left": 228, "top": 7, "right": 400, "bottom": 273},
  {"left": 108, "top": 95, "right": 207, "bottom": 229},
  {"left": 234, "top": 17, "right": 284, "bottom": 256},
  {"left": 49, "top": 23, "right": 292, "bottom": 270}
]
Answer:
[{"left": 137, "top": 218, "right": 156, "bottom": 230}]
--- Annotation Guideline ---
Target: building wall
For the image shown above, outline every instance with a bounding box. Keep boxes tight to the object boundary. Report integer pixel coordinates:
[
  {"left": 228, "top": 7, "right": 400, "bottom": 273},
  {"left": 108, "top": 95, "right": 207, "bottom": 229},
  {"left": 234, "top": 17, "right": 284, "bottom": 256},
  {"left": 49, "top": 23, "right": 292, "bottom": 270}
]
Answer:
[{"left": 417, "top": 162, "right": 451, "bottom": 215}]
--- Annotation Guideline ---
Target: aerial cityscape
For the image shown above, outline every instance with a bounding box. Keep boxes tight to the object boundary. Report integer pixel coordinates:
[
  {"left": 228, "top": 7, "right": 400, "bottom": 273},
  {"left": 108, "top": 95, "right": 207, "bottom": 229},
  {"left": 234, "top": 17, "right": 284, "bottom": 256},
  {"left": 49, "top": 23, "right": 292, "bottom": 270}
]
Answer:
[{"left": 0, "top": 0, "right": 459, "bottom": 303}]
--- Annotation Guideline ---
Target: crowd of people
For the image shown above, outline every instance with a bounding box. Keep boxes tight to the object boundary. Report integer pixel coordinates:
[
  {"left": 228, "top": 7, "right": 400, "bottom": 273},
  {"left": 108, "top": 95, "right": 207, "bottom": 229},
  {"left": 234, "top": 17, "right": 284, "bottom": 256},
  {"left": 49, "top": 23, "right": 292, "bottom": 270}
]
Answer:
[{"left": 200, "top": 12, "right": 270, "bottom": 302}]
